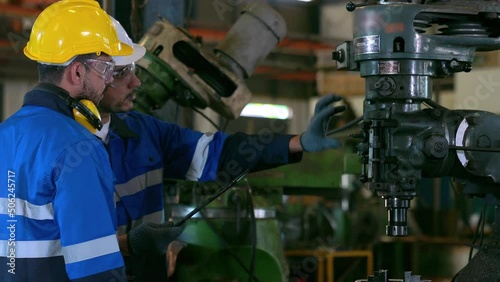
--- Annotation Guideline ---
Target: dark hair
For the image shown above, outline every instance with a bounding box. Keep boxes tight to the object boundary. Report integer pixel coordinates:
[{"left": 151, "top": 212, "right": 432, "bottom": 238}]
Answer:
[{"left": 38, "top": 53, "right": 97, "bottom": 84}]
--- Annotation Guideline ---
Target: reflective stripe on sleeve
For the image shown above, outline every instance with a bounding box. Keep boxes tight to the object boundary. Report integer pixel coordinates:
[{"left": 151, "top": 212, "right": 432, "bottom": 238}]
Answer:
[
  {"left": 0, "top": 198, "right": 54, "bottom": 220},
  {"left": 62, "top": 234, "right": 120, "bottom": 264},
  {"left": 186, "top": 133, "right": 214, "bottom": 181},
  {"left": 0, "top": 239, "right": 62, "bottom": 258}
]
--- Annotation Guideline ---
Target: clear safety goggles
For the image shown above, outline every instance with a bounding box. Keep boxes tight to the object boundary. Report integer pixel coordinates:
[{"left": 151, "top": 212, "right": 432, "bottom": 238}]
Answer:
[
  {"left": 110, "top": 63, "right": 136, "bottom": 88},
  {"left": 83, "top": 59, "right": 115, "bottom": 84}
]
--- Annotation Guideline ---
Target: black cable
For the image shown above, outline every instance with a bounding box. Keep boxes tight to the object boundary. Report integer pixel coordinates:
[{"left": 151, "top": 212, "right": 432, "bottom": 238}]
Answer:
[
  {"left": 246, "top": 182, "right": 257, "bottom": 282},
  {"left": 190, "top": 106, "right": 221, "bottom": 131},
  {"left": 468, "top": 199, "right": 485, "bottom": 262},
  {"left": 187, "top": 178, "right": 260, "bottom": 282},
  {"left": 479, "top": 200, "right": 487, "bottom": 248},
  {"left": 325, "top": 116, "right": 363, "bottom": 136},
  {"left": 174, "top": 170, "right": 248, "bottom": 227},
  {"left": 449, "top": 179, "right": 473, "bottom": 235}
]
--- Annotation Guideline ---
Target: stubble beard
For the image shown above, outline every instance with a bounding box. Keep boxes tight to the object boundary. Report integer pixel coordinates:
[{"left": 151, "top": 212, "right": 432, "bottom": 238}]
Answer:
[{"left": 81, "top": 76, "right": 104, "bottom": 105}]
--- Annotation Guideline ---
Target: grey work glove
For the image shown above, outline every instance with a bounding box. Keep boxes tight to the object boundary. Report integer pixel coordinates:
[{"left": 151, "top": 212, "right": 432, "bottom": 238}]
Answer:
[
  {"left": 300, "top": 94, "right": 346, "bottom": 152},
  {"left": 127, "top": 221, "right": 185, "bottom": 256}
]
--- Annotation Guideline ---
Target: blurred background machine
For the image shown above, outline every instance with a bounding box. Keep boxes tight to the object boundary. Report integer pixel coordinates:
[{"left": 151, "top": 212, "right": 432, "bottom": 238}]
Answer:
[{"left": 332, "top": 0, "right": 500, "bottom": 281}]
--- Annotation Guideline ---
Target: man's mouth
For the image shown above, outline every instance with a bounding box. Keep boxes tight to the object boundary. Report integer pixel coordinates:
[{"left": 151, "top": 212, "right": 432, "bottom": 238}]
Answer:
[{"left": 127, "top": 92, "right": 136, "bottom": 102}]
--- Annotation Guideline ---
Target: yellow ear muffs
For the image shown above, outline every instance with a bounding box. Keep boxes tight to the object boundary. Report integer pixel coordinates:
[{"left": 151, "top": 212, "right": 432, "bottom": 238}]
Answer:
[{"left": 72, "top": 99, "right": 103, "bottom": 134}]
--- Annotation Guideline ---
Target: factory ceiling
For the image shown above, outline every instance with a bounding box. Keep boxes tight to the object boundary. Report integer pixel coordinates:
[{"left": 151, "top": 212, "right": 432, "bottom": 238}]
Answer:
[{"left": 0, "top": 0, "right": 351, "bottom": 99}]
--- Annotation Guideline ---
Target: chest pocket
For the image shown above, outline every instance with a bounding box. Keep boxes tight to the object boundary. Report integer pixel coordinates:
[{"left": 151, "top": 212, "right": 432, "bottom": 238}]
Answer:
[
  {"left": 124, "top": 140, "right": 162, "bottom": 169},
  {"left": 126, "top": 153, "right": 160, "bottom": 168},
  {"left": 121, "top": 145, "right": 164, "bottom": 194}
]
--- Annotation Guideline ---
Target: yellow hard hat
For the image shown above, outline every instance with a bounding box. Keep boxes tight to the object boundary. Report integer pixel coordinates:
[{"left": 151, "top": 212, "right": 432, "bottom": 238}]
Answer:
[{"left": 24, "top": 0, "right": 133, "bottom": 64}]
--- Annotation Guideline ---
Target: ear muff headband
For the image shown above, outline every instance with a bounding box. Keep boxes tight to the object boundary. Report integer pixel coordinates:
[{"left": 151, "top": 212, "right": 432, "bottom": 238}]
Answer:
[{"left": 33, "top": 83, "right": 103, "bottom": 133}]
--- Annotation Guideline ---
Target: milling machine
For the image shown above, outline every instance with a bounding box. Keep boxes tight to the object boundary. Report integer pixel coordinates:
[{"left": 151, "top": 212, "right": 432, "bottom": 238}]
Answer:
[{"left": 332, "top": 0, "right": 500, "bottom": 281}]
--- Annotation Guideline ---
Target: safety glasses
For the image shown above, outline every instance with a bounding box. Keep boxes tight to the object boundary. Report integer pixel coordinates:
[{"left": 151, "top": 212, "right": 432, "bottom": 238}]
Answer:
[
  {"left": 110, "top": 63, "right": 136, "bottom": 88},
  {"left": 83, "top": 59, "right": 115, "bottom": 84}
]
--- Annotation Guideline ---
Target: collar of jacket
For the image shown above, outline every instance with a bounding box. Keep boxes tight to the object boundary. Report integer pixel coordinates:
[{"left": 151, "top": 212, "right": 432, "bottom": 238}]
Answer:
[
  {"left": 23, "top": 83, "right": 74, "bottom": 119},
  {"left": 110, "top": 113, "right": 139, "bottom": 139}
]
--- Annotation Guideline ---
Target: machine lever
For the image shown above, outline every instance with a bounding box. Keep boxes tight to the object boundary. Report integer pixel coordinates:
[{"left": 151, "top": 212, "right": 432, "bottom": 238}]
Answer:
[{"left": 346, "top": 1, "right": 375, "bottom": 12}]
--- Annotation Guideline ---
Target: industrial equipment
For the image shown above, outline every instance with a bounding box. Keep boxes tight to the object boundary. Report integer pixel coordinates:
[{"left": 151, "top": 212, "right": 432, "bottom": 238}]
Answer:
[
  {"left": 167, "top": 149, "right": 366, "bottom": 282},
  {"left": 134, "top": 1, "right": 286, "bottom": 119},
  {"left": 332, "top": 0, "right": 500, "bottom": 280},
  {"left": 169, "top": 182, "right": 290, "bottom": 282}
]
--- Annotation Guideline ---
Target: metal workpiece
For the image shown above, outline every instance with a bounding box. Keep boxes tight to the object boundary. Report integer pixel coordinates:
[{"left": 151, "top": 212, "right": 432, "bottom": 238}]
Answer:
[{"left": 384, "top": 197, "right": 410, "bottom": 236}]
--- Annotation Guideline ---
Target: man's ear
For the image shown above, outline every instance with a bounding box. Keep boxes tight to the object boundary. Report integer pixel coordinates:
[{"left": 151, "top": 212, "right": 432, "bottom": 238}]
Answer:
[{"left": 68, "top": 62, "right": 85, "bottom": 85}]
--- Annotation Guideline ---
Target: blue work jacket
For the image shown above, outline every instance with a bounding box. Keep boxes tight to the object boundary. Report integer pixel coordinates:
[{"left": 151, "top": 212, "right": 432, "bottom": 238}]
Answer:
[{"left": 0, "top": 84, "right": 125, "bottom": 282}]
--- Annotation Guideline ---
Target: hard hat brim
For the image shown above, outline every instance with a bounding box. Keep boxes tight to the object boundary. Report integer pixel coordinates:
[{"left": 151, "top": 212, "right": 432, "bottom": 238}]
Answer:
[{"left": 113, "top": 43, "right": 146, "bottom": 66}]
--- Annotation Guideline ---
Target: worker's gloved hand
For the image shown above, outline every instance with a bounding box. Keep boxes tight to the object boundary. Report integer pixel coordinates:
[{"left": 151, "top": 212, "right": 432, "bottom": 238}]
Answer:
[
  {"left": 127, "top": 221, "right": 185, "bottom": 256},
  {"left": 300, "top": 94, "right": 346, "bottom": 152}
]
